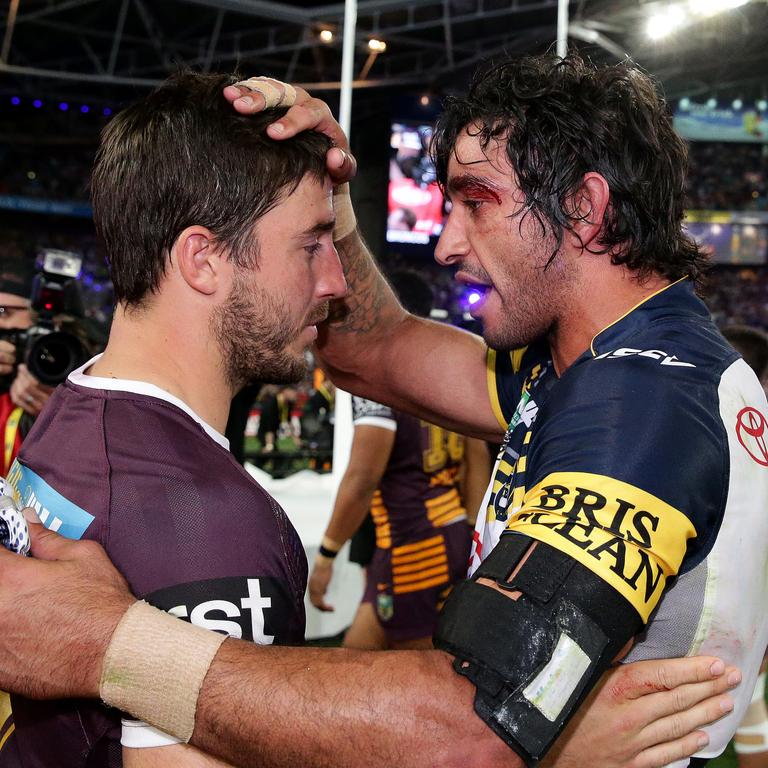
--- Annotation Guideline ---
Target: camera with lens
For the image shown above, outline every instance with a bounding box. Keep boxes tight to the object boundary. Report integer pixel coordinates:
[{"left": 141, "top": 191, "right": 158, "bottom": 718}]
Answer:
[{"left": 0, "top": 250, "right": 88, "bottom": 387}]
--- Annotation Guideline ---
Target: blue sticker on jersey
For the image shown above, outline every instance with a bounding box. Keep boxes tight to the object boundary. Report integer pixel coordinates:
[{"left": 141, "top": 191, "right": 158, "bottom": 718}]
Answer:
[{"left": 5, "top": 459, "right": 94, "bottom": 540}]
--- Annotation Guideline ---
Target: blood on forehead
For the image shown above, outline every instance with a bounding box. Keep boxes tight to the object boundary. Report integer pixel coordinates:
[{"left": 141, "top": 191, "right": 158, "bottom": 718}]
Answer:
[{"left": 447, "top": 176, "right": 502, "bottom": 205}]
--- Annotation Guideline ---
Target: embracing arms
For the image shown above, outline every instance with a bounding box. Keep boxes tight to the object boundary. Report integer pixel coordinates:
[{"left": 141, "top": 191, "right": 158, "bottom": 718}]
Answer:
[{"left": 0, "top": 520, "right": 739, "bottom": 768}]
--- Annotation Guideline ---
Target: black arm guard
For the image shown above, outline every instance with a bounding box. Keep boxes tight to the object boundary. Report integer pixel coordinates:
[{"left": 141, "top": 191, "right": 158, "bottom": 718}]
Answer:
[{"left": 434, "top": 534, "right": 643, "bottom": 766}]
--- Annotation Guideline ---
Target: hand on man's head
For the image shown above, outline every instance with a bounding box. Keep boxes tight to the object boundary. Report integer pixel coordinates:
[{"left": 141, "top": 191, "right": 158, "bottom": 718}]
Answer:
[{"left": 222, "top": 77, "right": 358, "bottom": 185}]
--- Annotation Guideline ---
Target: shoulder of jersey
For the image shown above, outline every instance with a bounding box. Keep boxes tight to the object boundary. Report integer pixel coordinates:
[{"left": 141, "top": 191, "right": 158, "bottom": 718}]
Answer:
[{"left": 581, "top": 318, "right": 739, "bottom": 388}]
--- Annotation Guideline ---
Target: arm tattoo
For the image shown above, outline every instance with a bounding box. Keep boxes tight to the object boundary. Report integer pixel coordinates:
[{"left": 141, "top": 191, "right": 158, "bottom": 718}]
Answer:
[{"left": 330, "top": 231, "right": 391, "bottom": 335}]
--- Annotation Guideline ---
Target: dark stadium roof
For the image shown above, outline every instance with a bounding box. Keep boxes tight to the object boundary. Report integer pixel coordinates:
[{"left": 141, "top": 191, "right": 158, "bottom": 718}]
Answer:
[{"left": 1, "top": 0, "right": 766, "bottom": 106}]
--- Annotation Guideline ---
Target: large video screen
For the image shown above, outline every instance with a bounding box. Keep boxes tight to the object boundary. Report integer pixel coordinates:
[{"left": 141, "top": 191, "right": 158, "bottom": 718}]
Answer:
[{"left": 387, "top": 122, "right": 445, "bottom": 245}]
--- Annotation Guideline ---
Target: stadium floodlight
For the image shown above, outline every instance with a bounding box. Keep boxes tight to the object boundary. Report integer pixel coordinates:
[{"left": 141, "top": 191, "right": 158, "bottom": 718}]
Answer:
[
  {"left": 707, "top": 97, "right": 718, "bottom": 108},
  {"left": 368, "top": 38, "right": 387, "bottom": 52},
  {"left": 679, "top": 97, "right": 691, "bottom": 110},
  {"left": 319, "top": 29, "right": 333, "bottom": 42},
  {"left": 646, "top": 5, "right": 686, "bottom": 39},
  {"left": 757, "top": 100, "right": 768, "bottom": 112},
  {"left": 732, "top": 99, "right": 743, "bottom": 110}
]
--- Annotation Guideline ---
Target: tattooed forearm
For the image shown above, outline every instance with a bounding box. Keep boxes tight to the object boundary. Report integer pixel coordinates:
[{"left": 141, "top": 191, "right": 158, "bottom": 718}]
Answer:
[{"left": 330, "top": 230, "right": 397, "bottom": 335}]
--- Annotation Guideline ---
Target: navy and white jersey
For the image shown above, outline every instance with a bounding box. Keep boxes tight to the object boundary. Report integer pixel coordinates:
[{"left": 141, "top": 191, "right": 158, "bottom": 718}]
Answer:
[
  {"left": 0, "top": 357, "right": 307, "bottom": 767},
  {"left": 476, "top": 278, "right": 768, "bottom": 765}
]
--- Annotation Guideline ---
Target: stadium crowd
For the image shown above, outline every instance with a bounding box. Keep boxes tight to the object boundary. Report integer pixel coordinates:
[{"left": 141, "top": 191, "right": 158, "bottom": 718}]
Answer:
[{"left": 687, "top": 141, "right": 768, "bottom": 211}]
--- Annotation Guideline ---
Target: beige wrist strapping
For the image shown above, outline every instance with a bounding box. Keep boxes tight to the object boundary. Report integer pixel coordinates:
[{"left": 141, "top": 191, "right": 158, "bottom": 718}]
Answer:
[
  {"left": 333, "top": 183, "right": 357, "bottom": 241},
  {"left": 100, "top": 601, "right": 226, "bottom": 742}
]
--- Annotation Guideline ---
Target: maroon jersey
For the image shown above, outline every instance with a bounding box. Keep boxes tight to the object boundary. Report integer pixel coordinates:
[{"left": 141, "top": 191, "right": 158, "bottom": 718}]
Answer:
[
  {"left": 352, "top": 397, "right": 467, "bottom": 549},
  {"left": 352, "top": 397, "right": 471, "bottom": 641},
  {"left": 1, "top": 361, "right": 307, "bottom": 767}
]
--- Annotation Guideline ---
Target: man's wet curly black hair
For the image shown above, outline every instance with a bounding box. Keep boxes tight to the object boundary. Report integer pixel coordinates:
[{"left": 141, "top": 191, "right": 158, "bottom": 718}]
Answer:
[{"left": 432, "top": 54, "right": 706, "bottom": 284}]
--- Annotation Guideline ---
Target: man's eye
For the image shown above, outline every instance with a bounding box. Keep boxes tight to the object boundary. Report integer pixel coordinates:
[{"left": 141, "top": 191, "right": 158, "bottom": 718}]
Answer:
[
  {"left": 462, "top": 199, "right": 483, "bottom": 211},
  {"left": 304, "top": 242, "right": 322, "bottom": 257}
]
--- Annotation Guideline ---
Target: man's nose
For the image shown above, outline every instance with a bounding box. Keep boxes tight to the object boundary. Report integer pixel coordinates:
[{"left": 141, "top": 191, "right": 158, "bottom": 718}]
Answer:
[
  {"left": 316, "top": 245, "right": 348, "bottom": 299},
  {"left": 434, "top": 212, "right": 469, "bottom": 267}
]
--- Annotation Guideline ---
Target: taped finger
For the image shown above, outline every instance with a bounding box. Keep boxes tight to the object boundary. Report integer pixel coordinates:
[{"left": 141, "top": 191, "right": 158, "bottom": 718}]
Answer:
[
  {"left": 281, "top": 83, "right": 297, "bottom": 106},
  {"left": 234, "top": 77, "right": 297, "bottom": 108}
]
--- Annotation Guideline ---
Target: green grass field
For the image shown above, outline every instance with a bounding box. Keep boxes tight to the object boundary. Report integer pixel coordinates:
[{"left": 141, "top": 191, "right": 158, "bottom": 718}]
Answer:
[{"left": 711, "top": 741, "right": 738, "bottom": 768}]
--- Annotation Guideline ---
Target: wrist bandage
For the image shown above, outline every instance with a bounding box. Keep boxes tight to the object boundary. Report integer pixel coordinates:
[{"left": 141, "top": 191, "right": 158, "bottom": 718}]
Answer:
[
  {"left": 317, "top": 535, "right": 342, "bottom": 562},
  {"left": 233, "top": 77, "right": 296, "bottom": 109},
  {"left": 333, "top": 184, "right": 357, "bottom": 241},
  {"left": 100, "top": 601, "right": 225, "bottom": 742}
]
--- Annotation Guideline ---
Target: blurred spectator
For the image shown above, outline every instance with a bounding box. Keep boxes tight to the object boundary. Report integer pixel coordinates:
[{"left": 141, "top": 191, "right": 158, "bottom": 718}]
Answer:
[
  {"left": 0, "top": 144, "right": 94, "bottom": 201},
  {"left": 703, "top": 267, "right": 768, "bottom": 331},
  {"left": 686, "top": 142, "right": 768, "bottom": 211},
  {"left": 257, "top": 385, "right": 300, "bottom": 453},
  {"left": 302, "top": 378, "right": 335, "bottom": 465}
]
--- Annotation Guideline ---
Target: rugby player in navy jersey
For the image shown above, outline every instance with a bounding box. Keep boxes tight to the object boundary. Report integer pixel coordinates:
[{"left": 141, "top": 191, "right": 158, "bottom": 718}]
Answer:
[{"left": 0, "top": 57, "right": 758, "bottom": 768}]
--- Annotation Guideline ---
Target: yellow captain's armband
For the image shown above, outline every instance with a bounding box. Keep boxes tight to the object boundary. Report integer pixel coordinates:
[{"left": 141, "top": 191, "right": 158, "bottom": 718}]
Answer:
[{"left": 507, "top": 472, "right": 696, "bottom": 621}]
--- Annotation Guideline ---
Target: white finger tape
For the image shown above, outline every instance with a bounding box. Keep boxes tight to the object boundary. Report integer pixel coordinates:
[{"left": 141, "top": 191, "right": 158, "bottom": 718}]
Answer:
[{"left": 234, "top": 77, "right": 297, "bottom": 109}]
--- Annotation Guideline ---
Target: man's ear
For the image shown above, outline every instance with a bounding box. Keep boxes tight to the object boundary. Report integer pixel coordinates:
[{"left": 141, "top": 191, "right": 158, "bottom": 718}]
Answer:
[
  {"left": 172, "top": 226, "right": 226, "bottom": 296},
  {"left": 566, "top": 172, "right": 610, "bottom": 252}
]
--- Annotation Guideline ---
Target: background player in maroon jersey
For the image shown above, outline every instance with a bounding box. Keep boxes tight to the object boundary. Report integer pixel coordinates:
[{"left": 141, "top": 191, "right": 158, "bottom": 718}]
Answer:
[{"left": 309, "top": 270, "right": 491, "bottom": 649}]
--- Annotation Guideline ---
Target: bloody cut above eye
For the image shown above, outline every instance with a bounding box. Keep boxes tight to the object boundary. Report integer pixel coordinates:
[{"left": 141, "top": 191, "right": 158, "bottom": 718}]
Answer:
[
  {"left": 463, "top": 184, "right": 501, "bottom": 204},
  {"left": 448, "top": 175, "right": 503, "bottom": 205}
]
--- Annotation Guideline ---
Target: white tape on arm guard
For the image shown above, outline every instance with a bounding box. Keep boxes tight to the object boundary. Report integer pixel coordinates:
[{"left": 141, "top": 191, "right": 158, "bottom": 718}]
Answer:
[
  {"left": 333, "top": 184, "right": 356, "bottom": 241},
  {"left": 100, "top": 601, "right": 226, "bottom": 743}
]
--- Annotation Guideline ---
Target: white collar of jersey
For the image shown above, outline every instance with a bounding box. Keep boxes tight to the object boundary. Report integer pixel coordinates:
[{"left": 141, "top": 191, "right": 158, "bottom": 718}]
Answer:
[{"left": 68, "top": 354, "right": 230, "bottom": 451}]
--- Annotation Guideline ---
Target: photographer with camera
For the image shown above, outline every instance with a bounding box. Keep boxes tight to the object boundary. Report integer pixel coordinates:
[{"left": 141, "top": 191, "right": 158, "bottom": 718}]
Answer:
[
  {"left": 0, "top": 253, "right": 90, "bottom": 476},
  {"left": 0, "top": 265, "right": 52, "bottom": 476}
]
